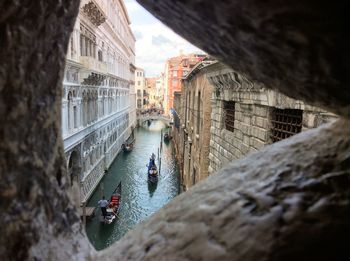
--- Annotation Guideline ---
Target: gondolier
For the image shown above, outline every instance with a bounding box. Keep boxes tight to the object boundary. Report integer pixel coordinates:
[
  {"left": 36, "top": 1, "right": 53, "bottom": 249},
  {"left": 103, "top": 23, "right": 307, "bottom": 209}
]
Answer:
[
  {"left": 147, "top": 153, "right": 158, "bottom": 183},
  {"left": 98, "top": 196, "right": 109, "bottom": 219},
  {"left": 99, "top": 182, "right": 122, "bottom": 224}
]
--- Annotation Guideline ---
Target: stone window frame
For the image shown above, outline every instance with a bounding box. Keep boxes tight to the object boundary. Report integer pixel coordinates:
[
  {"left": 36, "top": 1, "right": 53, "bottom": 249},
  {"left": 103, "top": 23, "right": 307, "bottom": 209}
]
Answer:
[
  {"left": 172, "top": 78, "right": 178, "bottom": 87},
  {"left": 98, "top": 50, "right": 103, "bottom": 62},
  {"left": 80, "top": 23, "right": 96, "bottom": 58},
  {"left": 270, "top": 108, "right": 303, "bottom": 143},
  {"left": 223, "top": 100, "right": 235, "bottom": 132}
]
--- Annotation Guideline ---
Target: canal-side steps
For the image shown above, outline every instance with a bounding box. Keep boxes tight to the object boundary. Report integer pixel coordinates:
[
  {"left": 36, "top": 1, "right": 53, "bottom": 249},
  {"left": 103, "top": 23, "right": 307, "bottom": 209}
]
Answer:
[{"left": 78, "top": 207, "right": 95, "bottom": 219}]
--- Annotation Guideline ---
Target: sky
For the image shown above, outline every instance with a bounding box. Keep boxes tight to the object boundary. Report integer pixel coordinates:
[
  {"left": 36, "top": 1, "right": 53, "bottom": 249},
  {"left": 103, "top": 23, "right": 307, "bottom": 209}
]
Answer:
[{"left": 124, "top": 0, "right": 204, "bottom": 77}]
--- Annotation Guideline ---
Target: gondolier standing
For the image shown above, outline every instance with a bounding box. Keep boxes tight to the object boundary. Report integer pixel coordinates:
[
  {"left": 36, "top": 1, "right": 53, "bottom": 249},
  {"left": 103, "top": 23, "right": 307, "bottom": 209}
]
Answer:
[{"left": 98, "top": 196, "right": 109, "bottom": 219}]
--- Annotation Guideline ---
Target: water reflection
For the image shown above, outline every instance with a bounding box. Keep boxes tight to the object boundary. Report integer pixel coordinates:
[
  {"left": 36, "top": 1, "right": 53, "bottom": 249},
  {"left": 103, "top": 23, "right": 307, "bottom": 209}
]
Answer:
[
  {"left": 85, "top": 120, "right": 180, "bottom": 250},
  {"left": 148, "top": 181, "right": 157, "bottom": 197}
]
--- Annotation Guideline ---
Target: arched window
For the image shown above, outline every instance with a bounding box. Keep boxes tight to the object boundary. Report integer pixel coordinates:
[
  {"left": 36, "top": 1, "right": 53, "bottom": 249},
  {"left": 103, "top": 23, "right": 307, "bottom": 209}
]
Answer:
[
  {"left": 67, "top": 91, "right": 73, "bottom": 131},
  {"left": 68, "top": 151, "right": 80, "bottom": 187}
]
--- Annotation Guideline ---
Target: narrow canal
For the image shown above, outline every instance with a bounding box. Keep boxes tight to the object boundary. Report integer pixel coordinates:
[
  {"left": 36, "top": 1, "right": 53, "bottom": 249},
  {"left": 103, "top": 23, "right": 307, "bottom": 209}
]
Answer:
[{"left": 86, "top": 120, "right": 180, "bottom": 250}]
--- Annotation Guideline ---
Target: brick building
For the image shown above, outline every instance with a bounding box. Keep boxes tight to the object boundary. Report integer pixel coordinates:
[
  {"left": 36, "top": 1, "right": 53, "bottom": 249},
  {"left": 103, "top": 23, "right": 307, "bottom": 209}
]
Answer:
[
  {"left": 164, "top": 53, "right": 206, "bottom": 115},
  {"left": 174, "top": 61, "right": 337, "bottom": 190},
  {"left": 145, "top": 77, "right": 157, "bottom": 108}
]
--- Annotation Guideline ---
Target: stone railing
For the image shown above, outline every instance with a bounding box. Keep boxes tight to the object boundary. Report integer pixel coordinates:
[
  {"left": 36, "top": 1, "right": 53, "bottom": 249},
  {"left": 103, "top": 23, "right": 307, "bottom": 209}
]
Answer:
[
  {"left": 81, "top": 156, "right": 105, "bottom": 202},
  {"left": 79, "top": 56, "right": 108, "bottom": 74}
]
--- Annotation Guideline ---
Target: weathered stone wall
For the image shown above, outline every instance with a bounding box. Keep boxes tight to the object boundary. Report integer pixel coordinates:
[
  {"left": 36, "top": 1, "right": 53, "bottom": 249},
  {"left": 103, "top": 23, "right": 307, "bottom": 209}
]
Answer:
[
  {"left": 101, "top": 119, "right": 350, "bottom": 261},
  {"left": 1, "top": 0, "right": 349, "bottom": 260},
  {"left": 207, "top": 63, "right": 337, "bottom": 173},
  {"left": 0, "top": 0, "right": 96, "bottom": 259},
  {"left": 181, "top": 65, "right": 213, "bottom": 189},
  {"left": 137, "top": 0, "right": 349, "bottom": 119}
]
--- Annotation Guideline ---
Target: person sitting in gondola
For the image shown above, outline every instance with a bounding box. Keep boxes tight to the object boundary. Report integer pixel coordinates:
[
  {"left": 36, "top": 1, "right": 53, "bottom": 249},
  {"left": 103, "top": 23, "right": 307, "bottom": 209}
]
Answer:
[
  {"left": 149, "top": 166, "right": 157, "bottom": 176},
  {"left": 109, "top": 193, "right": 120, "bottom": 208}
]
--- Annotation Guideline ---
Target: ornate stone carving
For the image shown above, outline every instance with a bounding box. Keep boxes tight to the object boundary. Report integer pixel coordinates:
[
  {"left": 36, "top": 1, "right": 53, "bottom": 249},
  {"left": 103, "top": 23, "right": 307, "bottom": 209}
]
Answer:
[
  {"left": 82, "top": 73, "right": 105, "bottom": 86},
  {"left": 82, "top": 1, "right": 106, "bottom": 26},
  {"left": 65, "top": 66, "right": 79, "bottom": 83},
  {"left": 208, "top": 70, "right": 258, "bottom": 92}
]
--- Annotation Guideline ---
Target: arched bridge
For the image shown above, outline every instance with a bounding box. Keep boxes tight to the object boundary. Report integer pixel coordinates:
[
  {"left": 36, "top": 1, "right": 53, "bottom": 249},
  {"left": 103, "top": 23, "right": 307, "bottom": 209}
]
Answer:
[{"left": 138, "top": 114, "right": 172, "bottom": 126}]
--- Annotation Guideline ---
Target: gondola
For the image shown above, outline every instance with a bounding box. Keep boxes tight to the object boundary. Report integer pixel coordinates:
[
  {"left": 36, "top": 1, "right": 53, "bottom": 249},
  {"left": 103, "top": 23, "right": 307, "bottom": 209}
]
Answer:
[
  {"left": 147, "top": 153, "right": 158, "bottom": 183},
  {"left": 121, "top": 143, "right": 133, "bottom": 152},
  {"left": 100, "top": 182, "right": 122, "bottom": 224},
  {"left": 122, "top": 130, "right": 135, "bottom": 152},
  {"left": 148, "top": 165, "right": 158, "bottom": 183},
  {"left": 163, "top": 132, "right": 172, "bottom": 142}
]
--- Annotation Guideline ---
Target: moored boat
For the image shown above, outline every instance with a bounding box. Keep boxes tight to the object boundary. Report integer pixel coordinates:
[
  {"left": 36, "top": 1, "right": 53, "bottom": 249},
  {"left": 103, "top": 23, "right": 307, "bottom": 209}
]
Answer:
[
  {"left": 163, "top": 132, "right": 172, "bottom": 142},
  {"left": 122, "top": 130, "right": 135, "bottom": 152},
  {"left": 100, "top": 182, "right": 122, "bottom": 224},
  {"left": 121, "top": 143, "right": 133, "bottom": 152}
]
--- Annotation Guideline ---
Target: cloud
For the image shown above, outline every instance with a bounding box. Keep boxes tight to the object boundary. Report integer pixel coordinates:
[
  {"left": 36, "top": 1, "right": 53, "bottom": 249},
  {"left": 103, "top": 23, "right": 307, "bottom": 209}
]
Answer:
[
  {"left": 124, "top": 0, "right": 140, "bottom": 13},
  {"left": 133, "top": 30, "right": 143, "bottom": 40},
  {"left": 152, "top": 35, "right": 171, "bottom": 46},
  {"left": 124, "top": 0, "right": 205, "bottom": 77}
]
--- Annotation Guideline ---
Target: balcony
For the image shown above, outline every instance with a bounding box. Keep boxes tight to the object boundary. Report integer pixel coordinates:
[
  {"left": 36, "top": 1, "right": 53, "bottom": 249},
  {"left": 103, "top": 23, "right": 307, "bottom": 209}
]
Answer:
[
  {"left": 130, "top": 63, "right": 137, "bottom": 72},
  {"left": 80, "top": 56, "right": 107, "bottom": 74}
]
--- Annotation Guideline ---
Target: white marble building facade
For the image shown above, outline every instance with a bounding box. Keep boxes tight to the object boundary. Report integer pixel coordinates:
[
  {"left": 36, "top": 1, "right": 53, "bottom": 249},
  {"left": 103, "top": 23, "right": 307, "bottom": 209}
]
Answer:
[
  {"left": 135, "top": 68, "right": 146, "bottom": 109},
  {"left": 62, "top": 0, "right": 135, "bottom": 205}
]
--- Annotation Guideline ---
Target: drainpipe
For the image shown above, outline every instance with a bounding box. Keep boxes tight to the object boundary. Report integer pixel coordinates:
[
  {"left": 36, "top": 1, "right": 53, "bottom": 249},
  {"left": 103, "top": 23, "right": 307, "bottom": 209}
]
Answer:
[
  {"left": 188, "top": 137, "right": 192, "bottom": 188},
  {"left": 181, "top": 83, "right": 188, "bottom": 192}
]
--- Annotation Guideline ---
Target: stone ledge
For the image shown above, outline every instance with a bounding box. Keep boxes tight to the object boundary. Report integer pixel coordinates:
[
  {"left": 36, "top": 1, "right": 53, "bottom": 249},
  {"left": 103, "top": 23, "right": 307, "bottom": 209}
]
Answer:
[{"left": 100, "top": 119, "right": 350, "bottom": 260}]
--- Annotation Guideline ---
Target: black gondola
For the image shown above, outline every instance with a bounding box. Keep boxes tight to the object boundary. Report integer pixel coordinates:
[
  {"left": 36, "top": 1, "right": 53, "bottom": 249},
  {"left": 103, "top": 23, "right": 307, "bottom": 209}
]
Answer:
[
  {"left": 122, "top": 130, "right": 135, "bottom": 152},
  {"left": 147, "top": 153, "right": 158, "bottom": 183},
  {"left": 100, "top": 182, "right": 122, "bottom": 224},
  {"left": 121, "top": 143, "right": 133, "bottom": 152},
  {"left": 164, "top": 132, "right": 172, "bottom": 142}
]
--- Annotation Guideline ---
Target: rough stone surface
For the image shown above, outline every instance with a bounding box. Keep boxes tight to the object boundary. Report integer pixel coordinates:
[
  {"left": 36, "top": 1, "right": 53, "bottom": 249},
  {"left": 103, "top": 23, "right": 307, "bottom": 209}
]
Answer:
[
  {"left": 101, "top": 119, "right": 350, "bottom": 260},
  {"left": 137, "top": 0, "right": 349, "bottom": 118},
  {"left": 1, "top": 0, "right": 349, "bottom": 260},
  {"left": 205, "top": 62, "right": 336, "bottom": 173},
  {"left": 0, "top": 1, "right": 94, "bottom": 260},
  {"left": 181, "top": 66, "right": 213, "bottom": 189}
]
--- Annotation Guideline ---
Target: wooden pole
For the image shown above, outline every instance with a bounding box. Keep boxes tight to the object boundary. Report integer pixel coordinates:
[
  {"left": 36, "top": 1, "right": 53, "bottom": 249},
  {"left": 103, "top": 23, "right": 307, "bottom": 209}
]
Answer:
[
  {"left": 158, "top": 147, "right": 159, "bottom": 164},
  {"left": 82, "top": 202, "right": 86, "bottom": 226},
  {"left": 100, "top": 182, "right": 104, "bottom": 198}
]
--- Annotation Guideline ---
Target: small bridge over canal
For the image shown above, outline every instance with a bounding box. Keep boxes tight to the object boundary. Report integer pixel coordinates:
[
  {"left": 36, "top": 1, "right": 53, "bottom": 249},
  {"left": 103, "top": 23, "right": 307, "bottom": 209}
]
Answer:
[{"left": 137, "top": 114, "right": 172, "bottom": 126}]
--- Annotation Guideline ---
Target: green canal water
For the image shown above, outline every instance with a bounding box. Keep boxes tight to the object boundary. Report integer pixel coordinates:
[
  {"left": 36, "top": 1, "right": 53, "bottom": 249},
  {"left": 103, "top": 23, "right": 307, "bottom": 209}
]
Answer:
[{"left": 85, "top": 120, "right": 180, "bottom": 250}]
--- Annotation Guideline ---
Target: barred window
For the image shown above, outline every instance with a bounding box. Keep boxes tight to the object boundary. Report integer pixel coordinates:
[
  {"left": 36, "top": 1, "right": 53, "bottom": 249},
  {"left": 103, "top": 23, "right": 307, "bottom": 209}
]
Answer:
[
  {"left": 271, "top": 108, "right": 302, "bottom": 143},
  {"left": 224, "top": 101, "right": 235, "bottom": 132}
]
